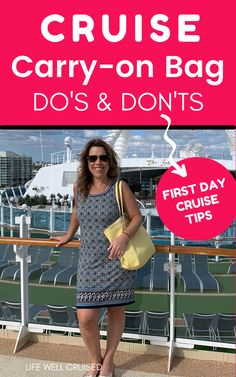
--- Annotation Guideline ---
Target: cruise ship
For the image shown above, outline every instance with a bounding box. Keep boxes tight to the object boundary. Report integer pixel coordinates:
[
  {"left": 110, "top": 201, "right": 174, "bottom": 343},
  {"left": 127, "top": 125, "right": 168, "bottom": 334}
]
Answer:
[{"left": 23, "top": 129, "right": 235, "bottom": 200}]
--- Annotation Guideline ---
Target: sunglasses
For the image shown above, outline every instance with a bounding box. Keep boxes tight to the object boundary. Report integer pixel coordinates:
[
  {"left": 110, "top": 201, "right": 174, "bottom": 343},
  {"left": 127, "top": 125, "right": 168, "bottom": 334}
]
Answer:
[{"left": 86, "top": 154, "right": 109, "bottom": 163}]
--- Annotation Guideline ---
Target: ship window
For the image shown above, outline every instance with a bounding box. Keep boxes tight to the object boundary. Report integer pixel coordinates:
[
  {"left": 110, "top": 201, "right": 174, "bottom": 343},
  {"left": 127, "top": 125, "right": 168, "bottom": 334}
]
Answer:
[{"left": 62, "top": 171, "right": 77, "bottom": 186}]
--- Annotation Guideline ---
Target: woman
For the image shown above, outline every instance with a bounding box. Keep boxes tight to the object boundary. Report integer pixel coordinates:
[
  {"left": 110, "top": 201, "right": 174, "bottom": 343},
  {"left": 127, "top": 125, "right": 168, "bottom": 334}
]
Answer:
[{"left": 51, "top": 139, "right": 142, "bottom": 377}]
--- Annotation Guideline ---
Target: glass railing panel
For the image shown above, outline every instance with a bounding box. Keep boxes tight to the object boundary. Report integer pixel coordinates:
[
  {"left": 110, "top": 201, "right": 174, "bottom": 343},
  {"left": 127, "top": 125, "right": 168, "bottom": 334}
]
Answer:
[
  {"left": 13, "top": 188, "right": 21, "bottom": 196},
  {"left": 29, "top": 304, "right": 79, "bottom": 329},
  {"left": 30, "top": 210, "right": 50, "bottom": 230},
  {"left": 175, "top": 235, "right": 235, "bottom": 346},
  {"left": 13, "top": 207, "right": 25, "bottom": 220},
  {"left": 0, "top": 302, "right": 79, "bottom": 330},
  {"left": 54, "top": 212, "right": 71, "bottom": 232},
  {"left": 2, "top": 206, "right": 10, "bottom": 224}
]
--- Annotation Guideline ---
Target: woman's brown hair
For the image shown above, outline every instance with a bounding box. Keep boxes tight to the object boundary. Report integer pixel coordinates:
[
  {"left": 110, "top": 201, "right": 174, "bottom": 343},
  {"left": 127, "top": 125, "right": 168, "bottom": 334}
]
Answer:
[{"left": 76, "top": 139, "right": 119, "bottom": 199}]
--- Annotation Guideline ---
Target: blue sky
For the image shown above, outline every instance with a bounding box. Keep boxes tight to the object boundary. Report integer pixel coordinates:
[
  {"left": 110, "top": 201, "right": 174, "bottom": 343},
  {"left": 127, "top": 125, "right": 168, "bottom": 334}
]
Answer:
[{"left": 0, "top": 128, "right": 233, "bottom": 162}]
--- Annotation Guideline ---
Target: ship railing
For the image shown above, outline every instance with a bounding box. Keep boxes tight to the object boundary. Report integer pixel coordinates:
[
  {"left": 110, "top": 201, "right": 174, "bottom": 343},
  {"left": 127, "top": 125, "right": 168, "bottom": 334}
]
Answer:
[
  {"left": 50, "top": 147, "right": 233, "bottom": 165},
  {"left": 0, "top": 214, "right": 235, "bottom": 371},
  {"left": 1, "top": 202, "right": 235, "bottom": 245}
]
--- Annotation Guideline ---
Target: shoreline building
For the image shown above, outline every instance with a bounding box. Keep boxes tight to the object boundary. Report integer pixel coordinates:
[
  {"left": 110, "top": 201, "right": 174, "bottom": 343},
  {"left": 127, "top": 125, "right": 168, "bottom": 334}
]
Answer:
[{"left": 0, "top": 151, "right": 32, "bottom": 188}]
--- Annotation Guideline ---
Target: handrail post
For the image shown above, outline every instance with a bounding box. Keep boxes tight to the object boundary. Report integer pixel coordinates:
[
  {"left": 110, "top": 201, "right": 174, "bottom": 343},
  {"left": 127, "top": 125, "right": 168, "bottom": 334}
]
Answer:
[
  {"left": 13, "top": 214, "right": 31, "bottom": 353},
  {"left": 146, "top": 210, "right": 151, "bottom": 234},
  {"left": 10, "top": 203, "right": 14, "bottom": 238},
  {"left": 168, "top": 232, "right": 176, "bottom": 372},
  {"left": 215, "top": 235, "right": 220, "bottom": 262},
  {"left": 50, "top": 207, "right": 55, "bottom": 234},
  {"left": 0, "top": 194, "right": 4, "bottom": 237}
]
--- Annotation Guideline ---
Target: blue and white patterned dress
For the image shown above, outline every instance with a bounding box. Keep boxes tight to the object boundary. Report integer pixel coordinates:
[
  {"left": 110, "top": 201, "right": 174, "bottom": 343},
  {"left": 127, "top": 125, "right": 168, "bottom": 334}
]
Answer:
[{"left": 76, "top": 180, "right": 136, "bottom": 308}]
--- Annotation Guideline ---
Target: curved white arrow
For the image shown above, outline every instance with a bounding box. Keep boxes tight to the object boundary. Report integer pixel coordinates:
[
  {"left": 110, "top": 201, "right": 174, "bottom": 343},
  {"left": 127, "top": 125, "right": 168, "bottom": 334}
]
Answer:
[{"left": 161, "top": 114, "right": 187, "bottom": 178}]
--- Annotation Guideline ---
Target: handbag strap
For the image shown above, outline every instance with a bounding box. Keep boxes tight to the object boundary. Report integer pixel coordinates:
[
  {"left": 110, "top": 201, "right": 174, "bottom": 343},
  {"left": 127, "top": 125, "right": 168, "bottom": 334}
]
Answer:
[
  {"left": 115, "top": 181, "right": 120, "bottom": 214},
  {"left": 115, "top": 180, "right": 125, "bottom": 226}
]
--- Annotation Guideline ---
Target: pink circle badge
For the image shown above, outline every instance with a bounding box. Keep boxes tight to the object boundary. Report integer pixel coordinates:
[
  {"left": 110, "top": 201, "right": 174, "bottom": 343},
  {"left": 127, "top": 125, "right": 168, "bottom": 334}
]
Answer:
[{"left": 156, "top": 157, "right": 236, "bottom": 240}]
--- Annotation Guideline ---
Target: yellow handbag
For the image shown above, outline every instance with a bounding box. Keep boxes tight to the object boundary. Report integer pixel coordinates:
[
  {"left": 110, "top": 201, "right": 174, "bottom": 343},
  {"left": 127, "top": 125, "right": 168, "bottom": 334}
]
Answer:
[{"left": 104, "top": 180, "right": 156, "bottom": 270}]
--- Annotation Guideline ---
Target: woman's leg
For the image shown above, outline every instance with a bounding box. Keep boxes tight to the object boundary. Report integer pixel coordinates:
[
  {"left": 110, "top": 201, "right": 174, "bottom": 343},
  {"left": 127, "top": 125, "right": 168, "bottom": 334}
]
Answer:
[
  {"left": 100, "top": 306, "right": 125, "bottom": 375},
  {"left": 77, "top": 308, "right": 102, "bottom": 376}
]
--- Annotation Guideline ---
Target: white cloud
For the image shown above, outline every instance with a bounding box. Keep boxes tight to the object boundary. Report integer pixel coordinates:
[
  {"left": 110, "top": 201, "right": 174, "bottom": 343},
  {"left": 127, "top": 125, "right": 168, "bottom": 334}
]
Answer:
[
  {"left": 131, "top": 135, "right": 142, "bottom": 141},
  {"left": 83, "top": 129, "right": 100, "bottom": 139},
  {"left": 28, "top": 136, "right": 40, "bottom": 143}
]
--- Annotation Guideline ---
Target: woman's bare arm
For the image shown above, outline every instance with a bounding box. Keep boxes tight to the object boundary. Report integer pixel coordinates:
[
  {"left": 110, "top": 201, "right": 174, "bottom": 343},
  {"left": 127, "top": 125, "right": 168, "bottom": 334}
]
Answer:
[{"left": 121, "top": 181, "right": 142, "bottom": 238}]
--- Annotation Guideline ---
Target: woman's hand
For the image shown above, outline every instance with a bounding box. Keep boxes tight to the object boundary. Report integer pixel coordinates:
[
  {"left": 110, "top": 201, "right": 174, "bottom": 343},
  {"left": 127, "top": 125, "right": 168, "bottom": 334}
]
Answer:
[
  {"left": 50, "top": 235, "right": 72, "bottom": 247},
  {"left": 107, "top": 233, "right": 129, "bottom": 260}
]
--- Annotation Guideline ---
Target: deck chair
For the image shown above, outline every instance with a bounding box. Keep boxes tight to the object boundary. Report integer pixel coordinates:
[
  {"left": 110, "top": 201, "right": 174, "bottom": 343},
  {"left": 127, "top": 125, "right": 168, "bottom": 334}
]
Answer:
[
  {"left": 0, "top": 303, "right": 7, "bottom": 320},
  {"left": 0, "top": 244, "right": 8, "bottom": 262},
  {"left": 227, "top": 262, "right": 236, "bottom": 274},
  {"left": 0, "top": 245, "right": 15, "bottom": 270},
  {"left": 1, "top": 301, "right": 48, "bottom": 323},
  {"left": 46, "top": 304, "right": 76, "bottom": 327},
  {"left": 0, "top": 303, "right": 6, "bottom": 328},
  {"left": 212, "top": 313, "right": 236, "bottom": 341},
  {"left": 183, "top": 313, "right": 217, "bottom": 340},
  {"left": 71, "top": 306, "right": 79, "bottom": 327},
  {"left": 29, "top": 304, "right": 48, "bottom": 323},
  {"left": 1, "top": 248, "right": 39, "bottom": 280},
  {"left": 123, "top": 310, "right": 145, "bottom": 335},
  {"left": 12, "top": 247, "right": 52, "bottom": 280},
  {"left": 54, "top": 250, "right": 79, "bottom": 285},
  {"left": 194, "top": 255, "right": 219, "bottom": 292},
  {"left": 4, "top": 301, "right": 21, "bottom": 321},
  {"left": 39, "top": 249, "right": 73, "bottom": 284},
  {"left": 152, "top": 252, "right": 169, "bottom": 290},
  {"left": 136, "top": 259, "right": 152, "bottom": 290},
  {"left": 28, "top": 247, "right": 52, "bottom": 278},
  {"left": 179, "top": 254, "right": 202, "bottom": 292},
  {"left": 144, "top": 311, "right": 169, "bottom": 336}
]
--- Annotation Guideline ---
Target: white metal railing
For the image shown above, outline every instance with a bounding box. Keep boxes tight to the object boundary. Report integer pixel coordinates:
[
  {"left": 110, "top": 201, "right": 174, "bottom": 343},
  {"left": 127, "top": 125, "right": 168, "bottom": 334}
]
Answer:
[
  {"left": 50, "top": 147, "right": 233, "bottom": 165},
  {"left": 0, "top": 215, "right": 235, "bottom": 371}
]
